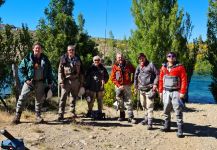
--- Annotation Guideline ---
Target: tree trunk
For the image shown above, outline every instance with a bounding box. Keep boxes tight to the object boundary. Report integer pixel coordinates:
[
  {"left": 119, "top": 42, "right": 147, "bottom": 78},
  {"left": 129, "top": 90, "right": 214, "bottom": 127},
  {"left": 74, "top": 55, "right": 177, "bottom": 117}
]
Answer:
[{"left": 12, "top": 64, "right": 20, "bottom": 103}]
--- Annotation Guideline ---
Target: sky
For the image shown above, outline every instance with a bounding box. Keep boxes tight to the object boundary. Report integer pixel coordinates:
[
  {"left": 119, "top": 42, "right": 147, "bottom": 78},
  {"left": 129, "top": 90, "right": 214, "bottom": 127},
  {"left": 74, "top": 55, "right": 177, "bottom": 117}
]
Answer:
[{"left": 0, "top": 0, "right": 208, "bottom": 41}]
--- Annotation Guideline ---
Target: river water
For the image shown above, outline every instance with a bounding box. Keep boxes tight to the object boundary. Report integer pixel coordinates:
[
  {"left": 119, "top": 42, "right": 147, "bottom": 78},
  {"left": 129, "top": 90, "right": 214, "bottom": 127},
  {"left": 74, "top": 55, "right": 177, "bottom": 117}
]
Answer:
[
  {"left": 188, "top": 74, "right": 215, "bottom": 104},
  {"left": 0, "top": 74, "right": 216, "bottom": 104}
]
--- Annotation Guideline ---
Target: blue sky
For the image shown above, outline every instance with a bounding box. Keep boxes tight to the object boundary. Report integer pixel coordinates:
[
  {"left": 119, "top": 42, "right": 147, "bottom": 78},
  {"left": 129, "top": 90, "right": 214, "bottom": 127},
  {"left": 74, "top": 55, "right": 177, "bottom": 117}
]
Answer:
[{"left": 0, "top": 0, "right": 208, "bottom": 41}]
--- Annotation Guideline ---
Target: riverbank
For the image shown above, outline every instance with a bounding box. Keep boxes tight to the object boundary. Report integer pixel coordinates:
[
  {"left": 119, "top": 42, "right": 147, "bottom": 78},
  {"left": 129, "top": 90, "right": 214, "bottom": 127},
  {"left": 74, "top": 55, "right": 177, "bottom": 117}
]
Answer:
[{"left": 0, "top": 99, "right": 216, "bottom": 150}]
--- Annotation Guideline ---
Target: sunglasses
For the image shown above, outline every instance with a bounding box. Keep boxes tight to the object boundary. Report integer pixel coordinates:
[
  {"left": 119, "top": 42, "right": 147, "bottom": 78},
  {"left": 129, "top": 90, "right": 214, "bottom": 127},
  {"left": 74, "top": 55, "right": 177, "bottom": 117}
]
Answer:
[
  {"left": 167, "top": 55, "right": 176, "bottom": 58},
  {"left": 94, "top": 59, "right": 100, "bottom": 62}
]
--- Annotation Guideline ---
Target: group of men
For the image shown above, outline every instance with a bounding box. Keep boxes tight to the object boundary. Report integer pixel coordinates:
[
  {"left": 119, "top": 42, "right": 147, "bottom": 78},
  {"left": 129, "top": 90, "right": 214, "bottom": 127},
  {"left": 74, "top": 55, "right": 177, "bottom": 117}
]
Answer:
[
  {"left": 111, "top": 52, "right": 187, "bottom": 138},
  {"left": 11, "top": 42, "right": 187, "bottom": 138}
]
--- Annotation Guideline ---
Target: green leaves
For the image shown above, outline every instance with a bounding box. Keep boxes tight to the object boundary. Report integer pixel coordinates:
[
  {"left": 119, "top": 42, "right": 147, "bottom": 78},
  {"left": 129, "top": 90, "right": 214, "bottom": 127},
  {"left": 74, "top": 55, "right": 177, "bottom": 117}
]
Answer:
[
  {"left": 207, "top": 0, "right": 217, "bottom": 102},
  {"left": 36, "top": 0, "right": 97, "bottom": 70}
]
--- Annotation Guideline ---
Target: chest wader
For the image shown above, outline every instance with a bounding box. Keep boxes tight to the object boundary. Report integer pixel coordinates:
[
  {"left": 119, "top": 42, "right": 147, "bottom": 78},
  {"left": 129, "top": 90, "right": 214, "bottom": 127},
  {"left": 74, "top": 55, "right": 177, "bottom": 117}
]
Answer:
[
  {"left": 58, "top": 62, "right": 80, "bottom": 121},
  {"left": 161, "top": 75, "right": 184, "bottom": 137}
]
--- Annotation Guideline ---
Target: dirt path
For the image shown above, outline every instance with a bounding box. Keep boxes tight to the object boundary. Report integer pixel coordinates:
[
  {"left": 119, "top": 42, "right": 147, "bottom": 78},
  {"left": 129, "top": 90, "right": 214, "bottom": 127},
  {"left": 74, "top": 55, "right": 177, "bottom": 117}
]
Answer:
[{"left": 0, "top": 103, "right": 217, "bottom": 150}]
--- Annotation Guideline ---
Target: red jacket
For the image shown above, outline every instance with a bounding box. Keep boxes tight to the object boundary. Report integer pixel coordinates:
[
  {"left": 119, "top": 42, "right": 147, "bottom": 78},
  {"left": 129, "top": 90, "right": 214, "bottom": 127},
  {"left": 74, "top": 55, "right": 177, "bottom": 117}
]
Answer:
[
  {"left": 159, "top": 63, "right": 187, "bottom": 94},
  {"left": 110, "top": 61, "right": 135, "bottom": 87}
]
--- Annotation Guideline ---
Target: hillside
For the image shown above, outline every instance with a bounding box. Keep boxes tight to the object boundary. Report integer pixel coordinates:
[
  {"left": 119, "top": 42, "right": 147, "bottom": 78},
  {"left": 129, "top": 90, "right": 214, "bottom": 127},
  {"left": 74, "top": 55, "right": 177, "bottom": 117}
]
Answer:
[{"left": 0, "top": 98, "right": 217, "bottom": 150}]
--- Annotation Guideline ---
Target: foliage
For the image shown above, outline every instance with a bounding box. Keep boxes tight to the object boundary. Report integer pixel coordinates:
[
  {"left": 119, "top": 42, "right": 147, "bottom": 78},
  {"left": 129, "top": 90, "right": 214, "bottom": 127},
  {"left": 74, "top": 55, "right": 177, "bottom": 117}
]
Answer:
[
  {"left": 129, "top": 0, "right": 199, "bottom": 102},
  {"left": 207, "top": 0, "right": 217, "bottom": 102},
  {"left": 0, "top": 24, "right": 32, "bottom": 91},
  {"left": 103, "top": 80, "right": 115, "bottom": 107},
  {"left": 192, "top": 36, "right": 211, "bottom": 75},
  {"left": 35, "top": 0, "right": 98, "bottom": 70}
]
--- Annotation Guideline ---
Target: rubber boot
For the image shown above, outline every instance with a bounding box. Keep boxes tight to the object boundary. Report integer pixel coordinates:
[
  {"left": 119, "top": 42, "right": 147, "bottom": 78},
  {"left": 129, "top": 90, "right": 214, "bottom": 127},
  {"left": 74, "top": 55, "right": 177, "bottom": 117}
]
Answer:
[
  {"left": 177, "top": 124, "right": 184, "bottom": 138},
  {"left": 147, "top": 118, "right": 153, "bottom": 130},
  {"left": 58, "top": 113, "right": 64, "bottom": 121},
  {"left": 161, "top": 120, "right": 171, "bottom": 132},
  {"left": 11, "top": 112, "right": 21, "bottom": 125},
  {"left": 35, "top": 112, "right": 44, "bottom": 124},
  {"left": 118, "top": 111, "right": 125, "bottom": 121}
]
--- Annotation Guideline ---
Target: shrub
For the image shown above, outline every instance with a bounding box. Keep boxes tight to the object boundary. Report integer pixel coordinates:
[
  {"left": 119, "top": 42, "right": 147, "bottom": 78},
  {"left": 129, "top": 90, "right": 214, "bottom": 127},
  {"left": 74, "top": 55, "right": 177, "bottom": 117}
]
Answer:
[{"left": 103, "top": 80, "right": 115, "bottom": 107}]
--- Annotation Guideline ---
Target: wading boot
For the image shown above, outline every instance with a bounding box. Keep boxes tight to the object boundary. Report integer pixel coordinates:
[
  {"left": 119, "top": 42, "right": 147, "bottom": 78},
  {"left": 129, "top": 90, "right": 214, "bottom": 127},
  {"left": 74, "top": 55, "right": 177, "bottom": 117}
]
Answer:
[
  {"left": 128, "top": 112, "right": 136, "bottom": 124},
  {"left": 85, "top": 110, "right": 92, "bottom": 118},
  {"left": 57, "top": 113, "right": 64, "bottom": 121},
  {"left": 160, "top": 120, "right": 171, "bottom": 132},
  {"left": 147, "top": 118, "right": 153, "bottom": 130},
  {"left": 117, "top": 111, "right": 125, "bottom": 121},
  {"left": 11, "top": 113, "right": 21, "bottom": 125},
  {"left": 128, "top": 117, "right": 137, "bottom": 124},
  {"left": 141, "top": 116, "right": 148, "bottom": 125},
  {"left": 177, "top": 124, "right": 184, "bottom": 138},
  {"left": 35, "top": 112, "right": 44, "bottom": 124}
]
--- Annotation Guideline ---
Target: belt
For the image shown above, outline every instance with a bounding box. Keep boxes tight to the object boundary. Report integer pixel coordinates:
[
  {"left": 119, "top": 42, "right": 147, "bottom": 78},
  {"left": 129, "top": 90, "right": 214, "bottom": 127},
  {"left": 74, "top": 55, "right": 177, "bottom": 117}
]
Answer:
[
  {"left": 33, "top": 79, "right": 44, "bottom": 82},
  {"left": 164, "top": 88, "right": 179, "bottom": 92}
]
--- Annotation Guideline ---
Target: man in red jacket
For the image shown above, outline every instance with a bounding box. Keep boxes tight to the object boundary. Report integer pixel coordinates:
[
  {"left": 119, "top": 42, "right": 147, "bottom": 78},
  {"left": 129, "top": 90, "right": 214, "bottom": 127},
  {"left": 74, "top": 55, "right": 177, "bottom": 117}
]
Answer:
[
  {"left": 110, "top": 53, "right": 136, "bottom": 123},
  {"left": 159, "top": 52, "right": 187, "bottom": 138}
]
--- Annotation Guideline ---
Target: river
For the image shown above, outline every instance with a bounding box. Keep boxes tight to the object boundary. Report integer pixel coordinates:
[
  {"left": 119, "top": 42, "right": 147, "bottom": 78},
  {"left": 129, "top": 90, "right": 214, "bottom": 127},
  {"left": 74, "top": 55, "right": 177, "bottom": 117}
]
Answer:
[
  {"left": 188, "top": 74, "right": 215, "bottom": 104},
  {"left": 0, "top": 74, "right": 216, "bottom": 104}
]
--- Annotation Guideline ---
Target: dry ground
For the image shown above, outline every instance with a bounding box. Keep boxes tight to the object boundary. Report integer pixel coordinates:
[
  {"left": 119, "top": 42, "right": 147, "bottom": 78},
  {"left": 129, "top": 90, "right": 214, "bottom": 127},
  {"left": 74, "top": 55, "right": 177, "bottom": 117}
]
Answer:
[{"left": 0, "top": 98, "right": 217, "bottom": 150}]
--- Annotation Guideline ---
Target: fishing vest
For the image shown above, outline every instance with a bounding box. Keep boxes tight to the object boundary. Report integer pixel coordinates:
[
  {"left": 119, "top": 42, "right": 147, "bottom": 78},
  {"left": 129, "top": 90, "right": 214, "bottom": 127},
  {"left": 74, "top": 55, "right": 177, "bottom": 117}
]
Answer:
[{"left": 60, "top": 55, "right": 80, "bottom": 79}]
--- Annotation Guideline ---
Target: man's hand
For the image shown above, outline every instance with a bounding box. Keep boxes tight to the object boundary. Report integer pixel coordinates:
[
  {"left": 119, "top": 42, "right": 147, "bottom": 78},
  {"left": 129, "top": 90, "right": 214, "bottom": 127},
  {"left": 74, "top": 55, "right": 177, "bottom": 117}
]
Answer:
[
  {"left": 152, "top": 85, "right": 157, "bottom": 91},
  {"left": 159, "top": 93, "right": 163, "bottom": 101},
  {"left": 26, "top": 80, "right": 32, "bottom": 85},
  {"left": 134, "top": 88, "right": 138, "bottom": 95},
  {"left": 119, "top": 85, "right": 124, "bottom": 90},
  {"left": 180, "top": 93, "right": 185, "bottom": 99},
  {"left": 60, "top": 83, "right": 64, "bottom": 88}
]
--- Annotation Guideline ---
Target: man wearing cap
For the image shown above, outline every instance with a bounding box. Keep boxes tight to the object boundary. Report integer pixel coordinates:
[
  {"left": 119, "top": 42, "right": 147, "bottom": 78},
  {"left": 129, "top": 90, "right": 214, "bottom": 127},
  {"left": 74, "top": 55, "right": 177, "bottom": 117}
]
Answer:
[
  {"left": 110, "top": 53, "right": 136, "bottom": 123},
  {"left": 85, "top": 56, "right": 109, "bottom": 119},
  {"left": 58, "top": 45, "right": 83, "bottom": 121},
  {"left": 134, "top": 53, "right": 159, "bottom": 130},
  {"left": 12, "top": 42, "right": 53, "bottom": 124},
  {"left": 159, "top": 52, "right": 187, "bottom": 138}
]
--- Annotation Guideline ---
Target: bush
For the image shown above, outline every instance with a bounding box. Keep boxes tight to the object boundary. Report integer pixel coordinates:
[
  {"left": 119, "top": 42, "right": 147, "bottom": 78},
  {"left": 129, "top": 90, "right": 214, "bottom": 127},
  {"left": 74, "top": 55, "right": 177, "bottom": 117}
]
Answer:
[
  {"left": 103, "top": 80, "right": 163, "bottom": 110},
  {"left": 103, "top": 80, "right": 115, "bottom": 107}
]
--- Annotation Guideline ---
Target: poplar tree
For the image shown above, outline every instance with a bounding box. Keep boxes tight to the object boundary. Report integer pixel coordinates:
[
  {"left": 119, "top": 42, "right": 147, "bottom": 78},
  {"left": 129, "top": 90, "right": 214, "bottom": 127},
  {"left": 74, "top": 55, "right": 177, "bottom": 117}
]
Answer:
[
  {"left": 130, "top": 0, "right": 198, "bottom": 102},
  {"left": 207, "top": 0, "right": 217, "bottom": 102}
]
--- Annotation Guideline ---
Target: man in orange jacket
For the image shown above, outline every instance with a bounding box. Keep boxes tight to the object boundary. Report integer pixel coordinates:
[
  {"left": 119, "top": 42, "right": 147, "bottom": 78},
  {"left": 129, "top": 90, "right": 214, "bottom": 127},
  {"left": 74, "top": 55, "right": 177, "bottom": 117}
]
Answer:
[
  {"left": 110, "top": 53, "right": 136, "bottom": 123},
  {"left": 159, "top": 52, "right": 187, "bottom": 138}
]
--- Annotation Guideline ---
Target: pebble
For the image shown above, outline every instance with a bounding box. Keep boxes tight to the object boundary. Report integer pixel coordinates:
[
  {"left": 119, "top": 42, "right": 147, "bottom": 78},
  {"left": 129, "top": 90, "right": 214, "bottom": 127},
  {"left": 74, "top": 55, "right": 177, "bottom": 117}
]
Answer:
[
  {"left": 79, "top": 140, "right": 87, "bottom": 145},
  {"left": 89, "top": 135, "right": 97, "bottom": 139}
]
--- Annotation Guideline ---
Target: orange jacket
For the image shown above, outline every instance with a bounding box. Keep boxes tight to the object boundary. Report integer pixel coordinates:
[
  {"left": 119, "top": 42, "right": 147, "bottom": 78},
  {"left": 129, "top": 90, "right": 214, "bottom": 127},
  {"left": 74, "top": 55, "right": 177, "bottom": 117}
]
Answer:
[
  {"left": 110, "top": 62, "right": 135, "bottom": 87},
  {"left": 159, "top": 63, "right": 187, "bottom": 94}
]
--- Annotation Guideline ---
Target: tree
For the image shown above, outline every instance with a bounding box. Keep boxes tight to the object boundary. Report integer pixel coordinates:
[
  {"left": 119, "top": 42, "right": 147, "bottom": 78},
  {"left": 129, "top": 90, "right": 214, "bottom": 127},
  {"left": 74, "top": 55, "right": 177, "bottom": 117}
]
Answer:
[
  {"left": 0, "top": 0, "right": 5, "bottom": 6},
  {"left": 77, "top": 13, "right": 85, "bottom": 33},
  {"left": 130, "top": 0, "right": 198, "bottom": 102},
  {"left": 0, "top": 0, "right": 5, "bottom": 23},
  {"left": 0, "top": 24, "right": 32, "bottom": 100},
  {"left": 36, "top": 0, "right": 97, "bottom": 70},
  {"left": 207, "top": 0, "right": 217, "bottom": 102}
]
